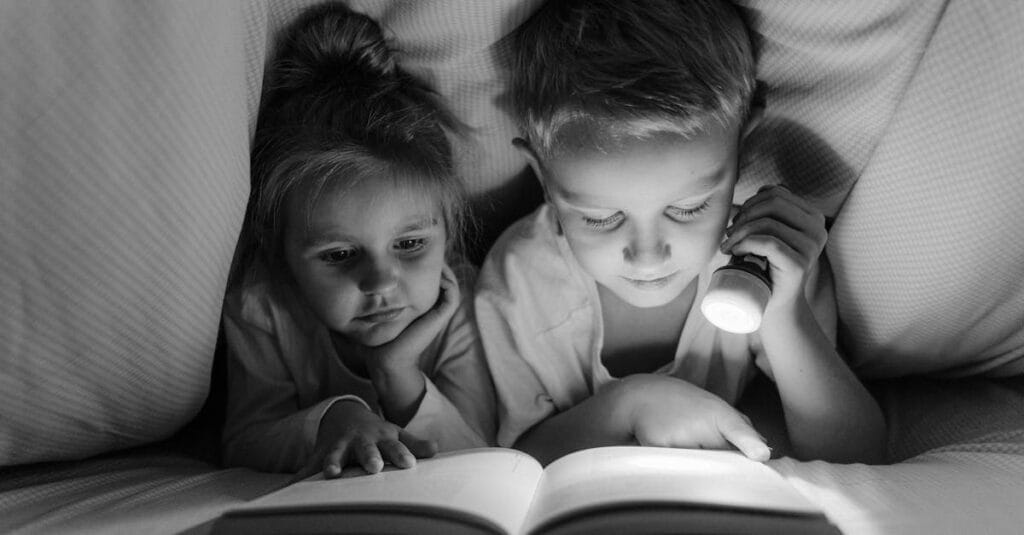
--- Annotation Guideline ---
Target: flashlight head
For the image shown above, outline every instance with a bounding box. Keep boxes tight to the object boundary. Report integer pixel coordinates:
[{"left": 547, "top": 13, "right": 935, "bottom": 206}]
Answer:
[{"left": 701, "top": 266, "right": 771, "bottom": 333}]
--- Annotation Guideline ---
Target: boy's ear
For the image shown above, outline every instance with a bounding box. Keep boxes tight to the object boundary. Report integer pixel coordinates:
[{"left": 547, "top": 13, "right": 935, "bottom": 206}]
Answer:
[
  {"left": 740, "top": 80, "right": 768, "bottom": 143},
  {"left": 512, "top": 137, "right": 553, "bottom": 201}
]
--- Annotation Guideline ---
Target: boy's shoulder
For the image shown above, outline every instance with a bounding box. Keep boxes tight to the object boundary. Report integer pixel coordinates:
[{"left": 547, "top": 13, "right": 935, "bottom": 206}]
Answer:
[
  {"left": 480, "top": 204, "right": 568, "bottom": 278},
  {"left": 477, "top": 204, "right": 590, "bottom": 308}
]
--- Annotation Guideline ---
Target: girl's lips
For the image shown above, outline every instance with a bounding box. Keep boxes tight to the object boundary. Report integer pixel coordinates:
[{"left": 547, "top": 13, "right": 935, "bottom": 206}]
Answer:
[{"left": 356, "top": 307, "right": 405, "bottom": 323}]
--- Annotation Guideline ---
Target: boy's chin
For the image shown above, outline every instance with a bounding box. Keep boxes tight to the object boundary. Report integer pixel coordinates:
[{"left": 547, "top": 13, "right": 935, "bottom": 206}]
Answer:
[{"left": 607, "top": 283, "right": 686, "bottom": 309}]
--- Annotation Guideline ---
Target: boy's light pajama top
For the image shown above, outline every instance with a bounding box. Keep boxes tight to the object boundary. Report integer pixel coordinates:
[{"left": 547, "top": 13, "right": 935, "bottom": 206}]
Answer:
[{"left": 475, "top": 204, "right": 836, "bottom": 448}]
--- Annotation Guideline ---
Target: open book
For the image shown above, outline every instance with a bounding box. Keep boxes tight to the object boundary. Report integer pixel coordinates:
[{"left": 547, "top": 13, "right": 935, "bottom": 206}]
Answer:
[{"left": 212, "top": 446, "right": 839, "bottom": 535}]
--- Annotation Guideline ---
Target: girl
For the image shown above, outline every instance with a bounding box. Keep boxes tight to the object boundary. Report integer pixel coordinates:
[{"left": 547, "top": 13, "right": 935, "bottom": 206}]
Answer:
[{"left": 221, "top": 3, "right": 495, "bottom": 479}]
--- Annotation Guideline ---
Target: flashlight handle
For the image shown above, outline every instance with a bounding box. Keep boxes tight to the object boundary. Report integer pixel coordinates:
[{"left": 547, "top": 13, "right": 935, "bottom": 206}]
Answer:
[{"left": 723, "top": 254, "right": 771, "bottom": 289}]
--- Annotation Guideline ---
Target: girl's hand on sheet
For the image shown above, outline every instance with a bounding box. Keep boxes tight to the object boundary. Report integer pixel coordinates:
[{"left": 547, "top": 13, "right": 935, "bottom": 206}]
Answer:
[
  {"left": 619, "top": 374, "right": 770, "bottom": 461},
  {"left": 296, "top": 399, "right": 437, "bottom": 481},
  {"left": 720, "top": 185, "right": 827, "bottom": 313}
]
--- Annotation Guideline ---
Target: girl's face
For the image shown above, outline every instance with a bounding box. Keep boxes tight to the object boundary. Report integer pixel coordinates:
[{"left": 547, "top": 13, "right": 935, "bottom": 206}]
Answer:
[{"left": 283, "top": 177, "right": 447, "bottom": 347}]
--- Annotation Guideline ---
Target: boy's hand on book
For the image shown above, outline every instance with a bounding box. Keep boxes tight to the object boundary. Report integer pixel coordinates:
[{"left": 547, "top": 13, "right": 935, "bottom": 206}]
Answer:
[
  {"left": 621, "top": 375, "right": 770, "bottom": 462},
  {"left": 298, "top": 400, "right": 438, "bottom": 481},
  {"left": 721, "top": 185, "right": 827, "bottom": 311}
]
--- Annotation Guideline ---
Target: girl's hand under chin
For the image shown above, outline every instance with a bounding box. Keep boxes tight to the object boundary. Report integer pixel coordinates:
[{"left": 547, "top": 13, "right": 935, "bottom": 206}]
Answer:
[{"left": 365, "top": 264, "right": 461, "bottom": 375}]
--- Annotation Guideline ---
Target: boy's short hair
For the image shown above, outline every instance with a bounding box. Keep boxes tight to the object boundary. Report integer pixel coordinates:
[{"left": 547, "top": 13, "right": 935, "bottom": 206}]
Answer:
[{"left": 510, "top": 0, "right": 756, "bottom": 160}]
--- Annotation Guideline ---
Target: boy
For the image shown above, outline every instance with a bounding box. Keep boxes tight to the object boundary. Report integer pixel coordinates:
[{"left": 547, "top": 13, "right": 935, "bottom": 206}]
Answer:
[{"left": 476, "top": 0, "right": 884, "bottom": 465}]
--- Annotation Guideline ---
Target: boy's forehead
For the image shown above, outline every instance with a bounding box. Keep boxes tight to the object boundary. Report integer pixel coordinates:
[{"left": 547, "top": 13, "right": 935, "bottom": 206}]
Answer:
[{"left": 542, "top": 127, "right": 738, "bottom": 204}]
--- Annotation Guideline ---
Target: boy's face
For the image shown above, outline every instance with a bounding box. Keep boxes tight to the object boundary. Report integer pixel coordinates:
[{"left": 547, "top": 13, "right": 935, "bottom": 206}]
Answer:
[
  {"left": 539, "top": 123, "right": 741, "bottom": 308},
  {"left": 283, "top": 177, "right": 447, "bottom": 347}
]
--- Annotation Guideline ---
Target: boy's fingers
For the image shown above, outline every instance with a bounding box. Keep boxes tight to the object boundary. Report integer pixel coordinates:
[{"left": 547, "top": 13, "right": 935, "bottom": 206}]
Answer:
[
  {"left": 718, "top": 414, "right": 771, "bottom": 462},
  {"left": 351, "top": 436, "right": 384, "bottom": 475},
  {"left": 729, "top": 198, "right": 821, "bottom": 238},
  {"left": 740, "top": 185, "right": 817, "bottom": 222},
  {"left": 399, "top": 430, "right": 438, "bottom": 459},
  {"left": 379, "top": 439, "right": 417, "bottom": 469}
]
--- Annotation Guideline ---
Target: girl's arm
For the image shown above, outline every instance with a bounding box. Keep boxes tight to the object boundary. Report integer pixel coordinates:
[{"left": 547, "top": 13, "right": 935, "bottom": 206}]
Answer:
[
  {"left": 723, "top": 186, "right": 885, "bottom": 464},
  {"left": 221, "top": 292, "right": 363, "bottom": 472},
  {"left": 356, "top": 265, "right": 495, "bottom": 449}
]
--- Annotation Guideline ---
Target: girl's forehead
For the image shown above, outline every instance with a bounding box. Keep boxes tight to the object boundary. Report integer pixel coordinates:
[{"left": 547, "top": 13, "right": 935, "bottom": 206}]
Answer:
[{"left": 291, "top": 176, "right": 443, "bottom": 236}]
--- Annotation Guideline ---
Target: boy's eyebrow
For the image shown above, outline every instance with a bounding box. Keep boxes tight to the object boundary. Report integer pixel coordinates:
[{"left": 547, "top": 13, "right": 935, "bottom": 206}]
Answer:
[{"left": 557, "top": 166, "right": 728, "bottom": 208}]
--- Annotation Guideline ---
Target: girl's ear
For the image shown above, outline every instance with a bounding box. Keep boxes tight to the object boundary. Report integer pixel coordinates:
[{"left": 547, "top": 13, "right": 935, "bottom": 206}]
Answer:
[{"left": 512, "top": 137, "right": 553, "bottom": 203}]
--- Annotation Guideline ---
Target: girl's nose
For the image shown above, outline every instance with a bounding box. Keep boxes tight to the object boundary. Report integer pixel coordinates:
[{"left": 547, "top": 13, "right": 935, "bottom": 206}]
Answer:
[{"left": 358, "top": 256, "right": 400, "bottom": 295}]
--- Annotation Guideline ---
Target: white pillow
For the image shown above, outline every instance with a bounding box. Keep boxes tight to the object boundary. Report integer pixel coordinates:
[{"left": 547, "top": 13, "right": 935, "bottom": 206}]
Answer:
[
  {"left": 0, "top": 2, "right": 260, "bottom": 465},
  {"left": 738, "top": 0, "right": 1024, "bottom": 377}
]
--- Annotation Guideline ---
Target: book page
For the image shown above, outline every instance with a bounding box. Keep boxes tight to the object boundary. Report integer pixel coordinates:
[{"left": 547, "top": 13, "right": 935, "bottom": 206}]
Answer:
[
  {"left": 523, "top": 446, "right": 823, "bottom": 534},
  {"left": 227, "top": 448, "right": 544, "bottom": 535}
]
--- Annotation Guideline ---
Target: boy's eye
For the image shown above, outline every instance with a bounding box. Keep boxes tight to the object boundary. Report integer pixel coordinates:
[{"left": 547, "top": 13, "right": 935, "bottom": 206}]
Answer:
[
  {"left": 665, "top": 200, "right": 710, "bottom": 222},
  {"left": 318, "top": 249, "right": 355, "bottom": 264},
  {"left": 582, "top": 212, "right": 624, "bottom": 230},
  {"left": 395, "top": 237, "right": 427, "bottom": 252}
]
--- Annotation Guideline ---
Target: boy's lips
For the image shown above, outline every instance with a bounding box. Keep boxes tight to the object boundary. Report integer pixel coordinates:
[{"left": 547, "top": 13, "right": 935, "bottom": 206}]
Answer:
[
  {"left": 621, "top": 270, "right": 679, "bottom": 290},
  {"left": 356, "top": 307, "right": 405, "bottom": 323}
]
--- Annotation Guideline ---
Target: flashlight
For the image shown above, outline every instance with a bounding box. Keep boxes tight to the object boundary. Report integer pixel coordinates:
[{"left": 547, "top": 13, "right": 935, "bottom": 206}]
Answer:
[{"left": 700, "top": 254, "right": 771, "bottom": 334}]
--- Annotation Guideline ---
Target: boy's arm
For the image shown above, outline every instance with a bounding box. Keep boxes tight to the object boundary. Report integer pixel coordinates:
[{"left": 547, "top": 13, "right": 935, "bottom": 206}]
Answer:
[
  {"left": 758, "top": 294, "right": 886, "bottom": 464},
  {"left": 725, "top": 186, "right": 885, "bottom": 463},
  {"left": 516, "top": 375, "right": 771, "bottom": 466},
  {"left": 512, "top": 383, "right": 635, "bottom": 465}
]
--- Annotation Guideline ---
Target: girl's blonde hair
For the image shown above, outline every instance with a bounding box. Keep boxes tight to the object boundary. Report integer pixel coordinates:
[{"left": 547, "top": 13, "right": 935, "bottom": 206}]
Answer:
[{"left": 235, "top": 2, "right": 469, "bottom": 286}]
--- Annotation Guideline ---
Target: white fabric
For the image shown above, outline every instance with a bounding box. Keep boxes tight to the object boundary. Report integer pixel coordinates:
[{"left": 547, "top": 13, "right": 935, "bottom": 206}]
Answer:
[
  {"left": 0, "top": 1, "right": 262, "bottom": 466},
  {"left": 475, "top": 204, "right": 836, "bottom": 447},
  {"left": 1, "top": 0, "right": 1023, "bottom": 533},
  {"left": 0, "top": 448, "right": 290, "bottom": 535},
  {"left": 221, "top": 265, "right": 495, "bottom": 472},
  {"left": 736, "top": 0, "right": 1024, "bottom": 377},
  {"left": 3, "top": 378, "right": 1023, "bottom": 535}
]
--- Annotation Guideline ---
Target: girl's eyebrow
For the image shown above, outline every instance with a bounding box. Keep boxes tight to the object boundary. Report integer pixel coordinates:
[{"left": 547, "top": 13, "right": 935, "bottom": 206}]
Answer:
[
  {"left": 302, "top": 232, "right": 350, "bottom": 250},
  {"left": 396, "top": 216, "right": 439, "bottom": 234}
]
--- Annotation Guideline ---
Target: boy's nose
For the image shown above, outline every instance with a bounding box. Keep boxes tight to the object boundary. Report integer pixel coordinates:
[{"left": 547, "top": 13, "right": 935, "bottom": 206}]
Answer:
[
  {"left": 358, "top": 257, "right": 400, "bottom": 295},
  {"left": 623, "top": 230, "right": 671, "bottom": 266}
]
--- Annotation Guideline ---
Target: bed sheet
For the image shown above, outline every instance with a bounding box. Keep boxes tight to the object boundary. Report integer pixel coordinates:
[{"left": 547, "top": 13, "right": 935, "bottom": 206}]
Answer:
[{"left": 2, "top": 377, "right": 1021, "bottom": 534}]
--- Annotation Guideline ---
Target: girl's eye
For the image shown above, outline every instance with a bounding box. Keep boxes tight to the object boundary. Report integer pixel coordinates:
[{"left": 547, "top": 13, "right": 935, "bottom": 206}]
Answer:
[
  {"left": 395, "top": 237, "right": 427, "bottom": 252},
  {"left": 582, "top": 212, "right": 624, "bottom": 230},
  {"left": 318, "top": 249, "right": 355, "bottom": 264},
  {"left": 665, "top": 200, "right": 710, "bottom": 222}
]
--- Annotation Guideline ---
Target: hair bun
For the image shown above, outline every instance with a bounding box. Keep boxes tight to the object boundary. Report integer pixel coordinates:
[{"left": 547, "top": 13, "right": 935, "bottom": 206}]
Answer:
[{"left": 272, "top": 3, "right": 396, "bottom": 96}]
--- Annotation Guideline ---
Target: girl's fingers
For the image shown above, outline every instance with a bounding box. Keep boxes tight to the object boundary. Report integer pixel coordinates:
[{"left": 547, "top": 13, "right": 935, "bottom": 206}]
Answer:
[
  {"left": 379, "top": 439, "right": 417, "bottom": 469},
  {"left": 292, "top": 447, "right": 328, "bottom": 483},
  {"left": 322, "top": 438, "right": 352, "bottom": 479},
  {"left": 350, "top": 435, "right": 384, "bottom": 476}
]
